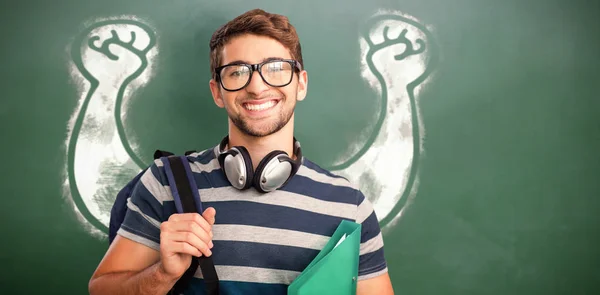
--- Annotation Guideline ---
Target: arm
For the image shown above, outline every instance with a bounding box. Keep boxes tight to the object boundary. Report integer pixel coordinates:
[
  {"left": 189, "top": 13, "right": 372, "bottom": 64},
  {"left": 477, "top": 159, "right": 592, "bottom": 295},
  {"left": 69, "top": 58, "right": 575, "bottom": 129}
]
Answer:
[
  {"left": 88, "top": 162, "right": 216, "bottom": 295},
  {"left": 88, "top": 235, "right": 177, "bottom": 295},
  {"left": 357, "top": 272, "right": 394, "bottom": 295},
  {"left": 355, "top": 190, "right": 395, "bottom": 294},
  {"left": 89, "top": 212, "right": 217, "bottom": 295}
]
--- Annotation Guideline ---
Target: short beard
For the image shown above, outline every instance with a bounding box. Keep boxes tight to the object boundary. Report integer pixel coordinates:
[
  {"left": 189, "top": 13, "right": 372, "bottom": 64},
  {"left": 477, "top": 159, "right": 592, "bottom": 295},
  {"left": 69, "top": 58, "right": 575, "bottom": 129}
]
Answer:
[{"left": 230, "top": 103, "right": 295, "bottom": 137}]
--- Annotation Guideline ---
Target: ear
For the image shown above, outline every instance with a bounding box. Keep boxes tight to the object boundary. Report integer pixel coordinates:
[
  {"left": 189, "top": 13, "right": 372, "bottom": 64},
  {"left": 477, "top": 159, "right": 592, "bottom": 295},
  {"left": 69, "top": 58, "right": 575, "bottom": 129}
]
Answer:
[
  {"left": 209, "top": 79, "right": 225, "bottom": 108},
  {"left": 296, "top": 70, "right": 308, "bottom": 102}
]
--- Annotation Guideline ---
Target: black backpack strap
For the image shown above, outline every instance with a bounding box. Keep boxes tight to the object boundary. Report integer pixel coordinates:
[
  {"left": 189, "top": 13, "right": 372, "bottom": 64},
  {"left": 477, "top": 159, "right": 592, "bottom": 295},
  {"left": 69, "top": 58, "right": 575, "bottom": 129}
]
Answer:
[
  {"left": 154, "top": 149, "right": 174, "bottom": 160},
  {"left": 163, "top": 155, "right": 220, "bottom": 295}
]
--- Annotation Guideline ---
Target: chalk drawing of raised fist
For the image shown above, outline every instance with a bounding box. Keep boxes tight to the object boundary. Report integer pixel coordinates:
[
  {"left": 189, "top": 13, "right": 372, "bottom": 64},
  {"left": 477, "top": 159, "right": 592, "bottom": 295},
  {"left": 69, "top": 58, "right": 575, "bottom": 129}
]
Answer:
[
  {"left": 332, "top": 10, "right": 438, "bottom": 231},
  {"left": 63, "top": 17, "right": 159, "bottom": 235}
]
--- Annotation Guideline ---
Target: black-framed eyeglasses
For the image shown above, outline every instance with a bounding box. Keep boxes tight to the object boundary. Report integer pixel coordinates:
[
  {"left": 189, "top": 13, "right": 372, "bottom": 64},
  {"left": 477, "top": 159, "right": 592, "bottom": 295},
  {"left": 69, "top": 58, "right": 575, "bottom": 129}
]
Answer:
[{"left": 215, "top": 59, "right": 302, "bottom": 92}]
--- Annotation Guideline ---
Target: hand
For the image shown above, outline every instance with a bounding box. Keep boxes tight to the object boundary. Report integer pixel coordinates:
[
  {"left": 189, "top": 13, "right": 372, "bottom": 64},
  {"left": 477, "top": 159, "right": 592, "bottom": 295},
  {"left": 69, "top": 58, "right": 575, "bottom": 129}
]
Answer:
[
  {"left": 80, "top": 23, "right": 156, "bottom": 85},
  {"left": 332, "top": 12, "right": 436, "bottom": 225},
  {"left": 158, "top": 207, "right": 217, "bottom": 280}
]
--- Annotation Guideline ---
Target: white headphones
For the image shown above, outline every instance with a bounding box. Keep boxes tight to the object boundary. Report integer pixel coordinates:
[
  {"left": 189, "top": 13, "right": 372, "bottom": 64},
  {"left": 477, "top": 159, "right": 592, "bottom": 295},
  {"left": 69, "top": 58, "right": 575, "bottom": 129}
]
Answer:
[{"left": 216, "top": 136, "right": 302, "bottom": 193}]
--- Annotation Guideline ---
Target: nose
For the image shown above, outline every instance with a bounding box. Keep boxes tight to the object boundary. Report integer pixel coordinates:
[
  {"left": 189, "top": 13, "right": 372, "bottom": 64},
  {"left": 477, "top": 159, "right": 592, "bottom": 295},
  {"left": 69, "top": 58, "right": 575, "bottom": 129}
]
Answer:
[{"left": 244, "top": 70, "right": 269, "bottom": 95}]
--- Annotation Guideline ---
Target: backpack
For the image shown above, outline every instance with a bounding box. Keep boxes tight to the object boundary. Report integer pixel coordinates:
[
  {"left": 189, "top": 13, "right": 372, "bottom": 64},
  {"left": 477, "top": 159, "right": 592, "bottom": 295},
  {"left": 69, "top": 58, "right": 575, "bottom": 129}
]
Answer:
[{"left": 108, "top": 150, "right": 220, "bottom": 295}]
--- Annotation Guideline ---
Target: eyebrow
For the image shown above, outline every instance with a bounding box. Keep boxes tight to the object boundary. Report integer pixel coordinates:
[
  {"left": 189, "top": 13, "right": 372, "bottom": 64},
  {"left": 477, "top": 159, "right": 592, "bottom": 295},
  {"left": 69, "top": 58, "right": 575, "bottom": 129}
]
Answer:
[{"left": 222, "top": 57, "right": 289, "bottom": 66}]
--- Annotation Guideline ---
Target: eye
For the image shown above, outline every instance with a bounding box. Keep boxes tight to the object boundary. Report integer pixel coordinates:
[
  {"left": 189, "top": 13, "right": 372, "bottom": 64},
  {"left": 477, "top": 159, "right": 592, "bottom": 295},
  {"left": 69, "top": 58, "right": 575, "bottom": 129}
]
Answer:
[
  {"left": 224, "top": 65, "right": 250, "bottom": 78},
  {"left": 264, "top": 61, "right": 288, "bottom": 73}
]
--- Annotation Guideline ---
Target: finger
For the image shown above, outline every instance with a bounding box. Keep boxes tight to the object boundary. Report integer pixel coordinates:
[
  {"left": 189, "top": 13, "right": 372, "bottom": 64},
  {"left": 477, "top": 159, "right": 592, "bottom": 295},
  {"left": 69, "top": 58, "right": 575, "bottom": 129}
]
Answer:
[
  {"left": 163, "top": 221, "right": 212, "bottom": 246},
  {"left": 169, "top": 213, "right": 212, "bottom": 234},
  {"left": 164, "top": 240, "right": 202, "bottom": 257},
  {"left": 202, "top": 207, "right": 217, "bottom": 225},
  {"left": 164, "top": 232, "right": 213, "bottom": 257}
]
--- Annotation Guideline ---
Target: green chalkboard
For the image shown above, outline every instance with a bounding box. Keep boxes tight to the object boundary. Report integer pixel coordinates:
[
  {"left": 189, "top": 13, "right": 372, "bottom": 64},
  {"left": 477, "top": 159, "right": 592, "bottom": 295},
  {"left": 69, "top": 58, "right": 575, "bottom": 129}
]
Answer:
[{"left": 1, "top": 0, "right": 599, "bottom": 294}]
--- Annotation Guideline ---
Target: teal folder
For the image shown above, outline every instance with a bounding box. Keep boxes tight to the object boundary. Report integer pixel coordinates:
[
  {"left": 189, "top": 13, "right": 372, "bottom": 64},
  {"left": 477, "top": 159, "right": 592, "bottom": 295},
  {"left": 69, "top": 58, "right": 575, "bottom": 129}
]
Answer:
[{"left": 288, "top": 220, "right": 362, "bottom": 295}]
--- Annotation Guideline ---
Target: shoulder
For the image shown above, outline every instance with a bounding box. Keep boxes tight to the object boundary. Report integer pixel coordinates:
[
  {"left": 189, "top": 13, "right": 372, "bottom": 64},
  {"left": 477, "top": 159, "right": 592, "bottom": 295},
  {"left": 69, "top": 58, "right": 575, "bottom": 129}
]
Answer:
[
  {"left": 296, "top": 158, "right": 381, "bottom": 223},
  {"left": 147, "top": 147, "right": 219, "bottom": 177},
  {"left": 293, "top": 157, "right": 366, "bottom": 206},
  {"left": 185, "top": 146, "right": 217, "bottom": 164},
  {"left": 297, "top": 158, "right": 356, "bottom": 187},
  {"left": 136, "top": 146, "right": 218, "bottom": 197},
  {"left": 184, "top": 146, "right": 221, "bottom": 173}
]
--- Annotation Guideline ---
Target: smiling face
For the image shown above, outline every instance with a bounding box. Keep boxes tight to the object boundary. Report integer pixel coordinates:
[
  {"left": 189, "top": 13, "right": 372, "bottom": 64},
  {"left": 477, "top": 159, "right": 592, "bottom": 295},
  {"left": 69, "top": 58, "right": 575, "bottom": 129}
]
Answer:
[{"left": 209, "top": 34, "right": 308, "bottom": 137}]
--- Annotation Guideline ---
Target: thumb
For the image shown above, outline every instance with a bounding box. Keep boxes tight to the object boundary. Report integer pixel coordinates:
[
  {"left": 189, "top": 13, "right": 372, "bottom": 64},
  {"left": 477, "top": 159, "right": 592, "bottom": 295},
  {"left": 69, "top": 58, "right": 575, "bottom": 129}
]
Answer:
[{"left": 202, "top": 207, "right": 216, "bottom": 225}]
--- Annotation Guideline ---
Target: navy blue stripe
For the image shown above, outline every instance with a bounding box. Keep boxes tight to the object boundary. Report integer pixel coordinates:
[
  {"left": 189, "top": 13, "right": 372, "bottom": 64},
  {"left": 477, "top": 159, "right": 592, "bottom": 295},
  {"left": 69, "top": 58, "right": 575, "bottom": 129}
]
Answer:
[
  {"left": 303, "top": 159, "right": 348, "bottom": 180},
  {"left": 202, "top": 201, "right": 351, "bottom": 236},
  {"left": 162, "top": 199, "right": 352, "bottom": 236},
  {"left": 163, "top": 200, "right": 178, "bottom": 215},
  {"left": 358, "top": 247, "right": 387, "bottom": 276},
  {"left": 187, "top": 148, "right": 216, "bottom": 164},
  {"left": 150, "top": 162, "right": 170, "bottom": 186},
  {"left": 192, "top": 170, "right": 217, "bottom": 190},
  {"left": 281, "top": 174, "right": 359, "bottom": 205},
  {"left": 356, "top": 190, "right": 366, "bottom": 205},
  {"left": 121, "top": 210, "right": 161, "bottom": 244},
  {"left": 187, "top": 168, "right": 360, "bottom": 205},
  {"left": 186, "top": 278, "right": 287, "bottom": 295},
  {"left": 211, "top": 241, "right": 319, "bottom": 272},
  {"left": 360, "top": 211, "right": 381, "bottom": 242},
  {"left": 206, "top": 169, "right": 230, "bottom": 188},
  {"left": 193, "top": 169, "right": 228, "bottom": 189},
  {"left": 131, "top": 178, "right": 165, "bottom": 222}
]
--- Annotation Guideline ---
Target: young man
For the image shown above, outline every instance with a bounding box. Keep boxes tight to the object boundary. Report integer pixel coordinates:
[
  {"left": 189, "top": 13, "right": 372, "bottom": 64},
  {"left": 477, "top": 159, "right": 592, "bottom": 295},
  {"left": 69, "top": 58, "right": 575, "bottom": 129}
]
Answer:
[{"left": 89, "top": 9, "right": 394, "bottom": 295}]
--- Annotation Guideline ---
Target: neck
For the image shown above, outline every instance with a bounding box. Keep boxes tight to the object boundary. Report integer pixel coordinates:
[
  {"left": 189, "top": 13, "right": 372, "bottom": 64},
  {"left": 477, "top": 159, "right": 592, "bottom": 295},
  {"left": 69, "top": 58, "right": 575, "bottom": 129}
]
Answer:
[{"left": 227, "top": 116, "right": 296, "bottom": 170}]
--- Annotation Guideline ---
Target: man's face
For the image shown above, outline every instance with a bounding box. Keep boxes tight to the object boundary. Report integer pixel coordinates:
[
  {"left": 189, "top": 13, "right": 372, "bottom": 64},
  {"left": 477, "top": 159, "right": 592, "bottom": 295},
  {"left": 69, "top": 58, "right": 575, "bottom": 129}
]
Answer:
[{"left": 209, "top": 34, "right": 308, "bottom": 137}]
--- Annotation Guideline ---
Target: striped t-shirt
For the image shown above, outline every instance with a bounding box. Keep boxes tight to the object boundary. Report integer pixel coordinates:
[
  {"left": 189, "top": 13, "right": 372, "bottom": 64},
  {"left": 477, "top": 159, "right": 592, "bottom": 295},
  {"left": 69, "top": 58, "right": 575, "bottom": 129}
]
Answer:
[{"left": 118, "top": 145, "right": 388, "bottom": 294}]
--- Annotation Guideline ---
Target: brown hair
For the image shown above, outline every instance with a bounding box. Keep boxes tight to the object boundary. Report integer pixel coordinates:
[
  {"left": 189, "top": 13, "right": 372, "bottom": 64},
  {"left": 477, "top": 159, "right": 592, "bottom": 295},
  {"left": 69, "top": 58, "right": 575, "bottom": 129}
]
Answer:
[{"left": 209, "top": 9, "right": 304, "bottom": 80}]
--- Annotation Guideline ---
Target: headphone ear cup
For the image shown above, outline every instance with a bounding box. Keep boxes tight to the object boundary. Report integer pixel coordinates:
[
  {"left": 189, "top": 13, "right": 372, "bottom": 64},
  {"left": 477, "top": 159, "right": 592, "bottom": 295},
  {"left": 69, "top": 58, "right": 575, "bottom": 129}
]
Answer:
[
  {"left": 253, "top": 150, "right": 294, "bottom": 193},
  {"left": 219, "top": 146, "right": 254, "bottom": 190},
  {"left": 236, "top": 146, "right": 254, "bottom": 189}
]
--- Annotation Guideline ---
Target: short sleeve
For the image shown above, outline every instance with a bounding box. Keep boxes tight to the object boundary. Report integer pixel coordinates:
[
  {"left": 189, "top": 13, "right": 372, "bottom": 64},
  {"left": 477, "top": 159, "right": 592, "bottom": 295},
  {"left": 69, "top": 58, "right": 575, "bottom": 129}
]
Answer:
[
  {"left": 355, "top": 190, "right": 388, "bottom": 280},
  {"left": 117, "top": 160, "right": 171, "bottom": 251}
]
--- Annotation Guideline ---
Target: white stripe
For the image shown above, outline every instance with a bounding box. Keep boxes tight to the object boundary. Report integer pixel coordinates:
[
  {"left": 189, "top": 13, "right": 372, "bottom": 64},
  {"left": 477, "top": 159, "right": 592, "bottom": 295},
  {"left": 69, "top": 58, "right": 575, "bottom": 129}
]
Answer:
[
  {"left": 356, "top": 197, "right": 374, "bottom": 224},
  {"left": 360, "top": 232, "right": 384, "bottom": 255},
  {"left": 186, "top": 148, "right": 209, "bottom": 159},
  {"left": 126, "top": 198, "right": 161, "bottom": 228},
  {"left": 194, "top": 265, "right": 300, "bottom": 285},
  {"left": 213, "top": 224, "right": 330, "bottom": 250},
  {"left": 154, "top": 158, "right": 164, "bottom": 167},
  {"left": 140, "top": 167, "right": 172, "bottom": 203},
  {"left": 189, "top": 157, "right": 220, "bottom": 174},
  {"left": 296, "top": 165, "right": 357, "bottom": 189},
  {"left": 117, "top": 228, "right": 160, "bottom": 251},
  {"left": 200, "top": 186, "right": 357, "bottom": 219}
]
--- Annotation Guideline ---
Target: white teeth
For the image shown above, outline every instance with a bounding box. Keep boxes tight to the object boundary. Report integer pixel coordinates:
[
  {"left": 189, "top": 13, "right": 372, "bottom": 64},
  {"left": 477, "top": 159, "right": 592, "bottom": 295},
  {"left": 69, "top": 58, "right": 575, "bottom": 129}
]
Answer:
[{"left": 244, "top": 100, "right": 276, "bottom": 111}]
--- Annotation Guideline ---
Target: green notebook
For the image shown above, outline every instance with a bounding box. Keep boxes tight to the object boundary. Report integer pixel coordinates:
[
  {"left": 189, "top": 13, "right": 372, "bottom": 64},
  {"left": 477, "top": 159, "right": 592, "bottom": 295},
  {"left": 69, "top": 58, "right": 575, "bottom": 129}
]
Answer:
[{"left": 288, "top": 220, "right": 362, "bottom": 295}]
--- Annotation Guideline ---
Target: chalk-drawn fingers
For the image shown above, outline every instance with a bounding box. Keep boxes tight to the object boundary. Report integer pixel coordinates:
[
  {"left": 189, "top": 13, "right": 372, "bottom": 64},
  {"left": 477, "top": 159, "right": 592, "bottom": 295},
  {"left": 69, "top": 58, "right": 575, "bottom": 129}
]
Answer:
[
  {"left": 88, "top": 30, "right": 142, "bottom": 60},
  {"left": 78, "top": 22, "right": 156, "bottom": 84}
]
